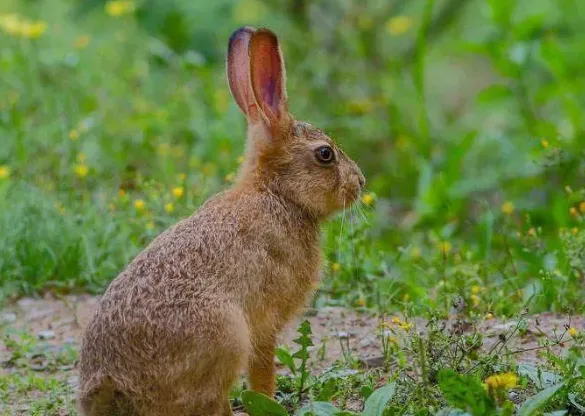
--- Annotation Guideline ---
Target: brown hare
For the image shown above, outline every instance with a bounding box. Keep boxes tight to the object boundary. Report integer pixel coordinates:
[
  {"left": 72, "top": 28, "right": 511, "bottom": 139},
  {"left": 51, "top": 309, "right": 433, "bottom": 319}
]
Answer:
[{"left": 78, "top": 26, "right": 365, "bottom": 416}]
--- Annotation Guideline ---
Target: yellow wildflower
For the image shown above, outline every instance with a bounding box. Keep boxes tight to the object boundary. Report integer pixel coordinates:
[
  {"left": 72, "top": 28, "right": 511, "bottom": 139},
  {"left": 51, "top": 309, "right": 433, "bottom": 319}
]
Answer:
[
  {"left": 528, "top": 227, "right": 536, "bottom": 236},
  {"left": 362, "top": 193, "right": 374, "bottom": 205},
  {"left": 134, "top": 199, "right": 145, "bottom": 211},
  {"left": 570, "top": 207, "right": 578, "bottom": 217},
  {"left": 237, "top": 155, "right": 245, "bottom": 164},
  {"left": 355, "top": 298, "right": 366, "bottom": 307},
  {"left": 410, "top": 246, "right": 421, "bottom": 259},
  {"left": 541, "top": 139, "right": 549, "bottom": 148},
  {"left": 68, "top": 129, "right": 79, "bottom": 140},
  {"left": 439, "top": 241, "right": 452, "bottom": 255},
  {"left": 568, "top": 327, "right": 578, "bottom": 337},
  {"left": 572, "top": 227, "right": 579, "bottom": 235},
  {"left": 20, "top": 21, "right": 46, "bottom": 39},
  {"left": 501, "top": 201, "right": 514, "bottom": 215},
  {"left": 486, "top": 313, "right": 494, "bottom": 320},
  {"left": 331, "top": 262, "right": 341, "bottom": 272},
  {"left": 580, "top": 202, "right": 585, "bottom": 213},
  {"left": 164, "top": 203, "right": 174, "bottom": 213},
  {"left": 471, "top": 294, "right": 480, "bottom": 307},
  {"left": 74, "top": 164, "right": 89, "bottom": 178},
  {"left": 224, "top": 172, "right": 235, "bottom": 183},
  {"left": 471, "top": 285, "right": 481, "bottom": 295},
  {"left": 75, "top": 35, "right": 90, "bottom": 49},
  {"left": 391, "top": 317, "right": 412, "bottom": 331},
  {"left": 0, "top": 165, "right": 11, "bottom": 179},
  {"left": 172, "top": 186, "right": 184, "bottom": 198},
  {"left": 118, "top": 188, "right": 126, "bottom": 198},
  {"left": 105, "top": 1, "right": 136, "bottom": 17},
  {"left": 386, "top": 16, "right": 413, "bottom": 36},
  {"left": 484, "top": 373, "right": 518, "bottom": 390}
]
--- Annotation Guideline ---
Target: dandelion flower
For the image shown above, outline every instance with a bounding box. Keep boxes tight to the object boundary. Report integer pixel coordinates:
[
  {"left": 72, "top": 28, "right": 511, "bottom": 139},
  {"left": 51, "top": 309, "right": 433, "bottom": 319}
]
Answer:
[
  {"left": 74, "top": 164, "right": 89, "bottom": 178},
  {"left": 172, "top": 186, "right": 184, "bottom": 198},
  {"left": 237, "top": 155, "right": 245, "bottom": 164},
  {"left": 386, "top": 16, "right": 413, "bottom": 36},
  {"left": 541, "top": 139, "right": 549, "bottom": 148},
  {"left": 580, "top": 202, "right": 585, "bottom": 213},
  {"left": 471, "top": 294, "right": 480, "bottom": 307},
  {"left": 439, "top": 241, "right": 452, "bottom": 254},
  {"left": 570, "top": 207, "right": 578, "bottom": 217},
  {"left": 68, "top": 129, "right": 79, "bottom": 140},
  {"left": 484, "top": 373, "right": 518, "bottom": 390},
  {"left": 410, "top": 246, "right": 421, "bottom": 259},
  {"left": 486, "top": 313, "right": 494, "bottom": 320},
  {"left": 224, "top": 172, "right": 235, "bottom": 183},
  {"left": 568, "top": 327, "right": 578, "bottom": 337},
  {"left": 134, "top": 199, "right": 145, "bottom": 211},
  {"left": 15, "top": 20, "right": 47, "bottom": 39},
  {"left": 362, "top": 193, "right": 374, "bottom": 205},
  {"left": 0, "top": 165, "right": 11, "bottom": 179},
  {"left": 105, "top": 1, "right": 136, "bottom": 17},
  {"left": 501, "top": 201, "right": 514, "bottom": 215},
  {"left": 164, "top": 203, "right": 174, "bottom": 213},
  {"left": 331, "top": 262, "right": 341, "bottom": 272},
  {"left": 355, "top": 298, "right": 366, "bottom": 307},
  {"left": 471, "top": 285, "right": 481, "bottom": 295},
  {"left": 572, "top": 227, "right": 579, "bottom": 235}
]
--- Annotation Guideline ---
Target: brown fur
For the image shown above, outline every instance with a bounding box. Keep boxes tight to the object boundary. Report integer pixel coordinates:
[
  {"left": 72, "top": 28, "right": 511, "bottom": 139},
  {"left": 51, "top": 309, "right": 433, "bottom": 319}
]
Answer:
[{"left": 78, "top": 27, "right": 364, "bottom": 416}]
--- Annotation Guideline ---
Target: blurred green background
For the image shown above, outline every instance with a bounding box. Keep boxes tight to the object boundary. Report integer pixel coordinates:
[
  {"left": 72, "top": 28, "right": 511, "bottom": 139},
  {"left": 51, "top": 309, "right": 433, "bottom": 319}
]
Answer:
[{"left": 1, "top": 0, "right": 584, "bottom": 316}]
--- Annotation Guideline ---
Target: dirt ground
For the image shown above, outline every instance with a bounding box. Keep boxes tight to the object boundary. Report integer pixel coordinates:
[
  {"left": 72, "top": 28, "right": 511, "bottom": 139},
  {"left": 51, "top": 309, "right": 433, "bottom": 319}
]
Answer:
[{"left": 1, "top": 294, "right": 583, "bottom": 414}]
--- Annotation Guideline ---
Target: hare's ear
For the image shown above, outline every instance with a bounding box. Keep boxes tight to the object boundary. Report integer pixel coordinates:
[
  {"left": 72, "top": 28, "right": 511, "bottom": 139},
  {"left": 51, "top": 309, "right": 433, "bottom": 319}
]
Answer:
[
  {"left": 249, "top": 29, "right": 288, "bottom": 124},
  {"left": 227, "top": 26, "right": 259, "bottom": 120}
]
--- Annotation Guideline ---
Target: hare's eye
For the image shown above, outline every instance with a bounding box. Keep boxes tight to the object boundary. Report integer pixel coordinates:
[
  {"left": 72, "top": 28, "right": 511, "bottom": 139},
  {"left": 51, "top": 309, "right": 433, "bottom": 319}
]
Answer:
[{"left": 315, "top": 146, "right": 335, "bottom": 165}]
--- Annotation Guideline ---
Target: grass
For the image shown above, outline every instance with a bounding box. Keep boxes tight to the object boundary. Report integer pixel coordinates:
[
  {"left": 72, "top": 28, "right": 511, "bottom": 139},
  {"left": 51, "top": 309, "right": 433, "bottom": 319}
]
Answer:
[{"left": 1, "top": 0, "right": 585, "bottom": 413}]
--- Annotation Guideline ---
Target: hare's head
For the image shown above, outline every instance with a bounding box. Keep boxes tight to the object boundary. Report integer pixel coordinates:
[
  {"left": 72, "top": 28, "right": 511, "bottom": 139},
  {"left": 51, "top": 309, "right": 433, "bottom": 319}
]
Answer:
[{"left": 227, "top": 27, "right": 365, "bottom": 219}]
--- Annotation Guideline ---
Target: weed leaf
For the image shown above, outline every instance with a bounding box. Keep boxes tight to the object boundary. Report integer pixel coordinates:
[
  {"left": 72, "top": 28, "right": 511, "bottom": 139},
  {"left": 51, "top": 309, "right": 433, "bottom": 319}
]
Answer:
[
  {"left": 241, "top": 390, "right": 288, "bottom": 416},
  {"left": 295, "top": 401, "right": 340, "bottom": 416},
  {"left": 362, "top": 382, "right": 396, "bottom": 416},
  {"left": 518, "top": 382, "right": 565, "bottom": 416}
]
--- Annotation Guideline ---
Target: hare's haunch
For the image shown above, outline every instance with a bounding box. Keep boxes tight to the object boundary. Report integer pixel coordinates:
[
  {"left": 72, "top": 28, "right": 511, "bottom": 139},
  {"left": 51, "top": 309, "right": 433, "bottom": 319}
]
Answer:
[{"left": 78, "top": 27, "right": 365, "bottom": 416}]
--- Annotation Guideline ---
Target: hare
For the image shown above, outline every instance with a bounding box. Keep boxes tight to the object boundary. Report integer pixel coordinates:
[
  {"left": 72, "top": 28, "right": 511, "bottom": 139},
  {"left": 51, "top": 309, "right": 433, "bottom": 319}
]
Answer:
[{"left": 78, "top": 26, "right": 365, "bottom": 416}]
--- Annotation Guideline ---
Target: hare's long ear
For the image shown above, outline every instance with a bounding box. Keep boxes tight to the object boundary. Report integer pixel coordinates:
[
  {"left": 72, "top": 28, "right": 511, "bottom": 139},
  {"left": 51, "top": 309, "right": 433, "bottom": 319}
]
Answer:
[
  {"left": 249, "top": 29, "right": 288, "bottom": 125},
  {"left": 227, "top": 26, "right": 259, "bottom": 120}
]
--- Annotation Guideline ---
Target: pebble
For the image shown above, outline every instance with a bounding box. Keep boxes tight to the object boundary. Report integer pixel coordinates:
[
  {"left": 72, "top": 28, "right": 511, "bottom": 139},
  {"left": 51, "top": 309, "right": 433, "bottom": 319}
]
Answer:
[{"left": 37, "top": 330, "right": 56, "bottom": 340}]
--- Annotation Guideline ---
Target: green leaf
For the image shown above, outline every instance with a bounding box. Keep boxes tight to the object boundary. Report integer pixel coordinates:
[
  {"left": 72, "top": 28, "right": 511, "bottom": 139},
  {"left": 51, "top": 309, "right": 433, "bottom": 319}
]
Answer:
[
  {"left": 295, "top": 402, "right": 340, "bottom": 416},
  {"left": 518, "top": 383, "right": 565, "bottom": 416},
  {"left": 241, "top": 390, "right": 288, "bottom": 416},
  {"left": 316, "top": 378, "right": 337, "bottom": 401},
  {"left": 476, "top": 85, "right": 513, "bottom": 105},
  {"left": 437, "top": 370, "right": 496, "bottom": 416},
  {"left": 276, "top": 347, "right": 296, "bottom": 375},
  {"left": 568, "top": 393, "right": 585, "bottom": 413},
  {"left": 362, "top": 382, "right": 396, "bottom": 416}
]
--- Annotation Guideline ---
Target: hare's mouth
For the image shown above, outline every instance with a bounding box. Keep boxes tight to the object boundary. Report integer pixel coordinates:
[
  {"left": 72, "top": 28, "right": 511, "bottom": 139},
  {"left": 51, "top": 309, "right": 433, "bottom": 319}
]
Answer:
[{"left": 340, "top": 185, "right": 361, "bottom": 208}]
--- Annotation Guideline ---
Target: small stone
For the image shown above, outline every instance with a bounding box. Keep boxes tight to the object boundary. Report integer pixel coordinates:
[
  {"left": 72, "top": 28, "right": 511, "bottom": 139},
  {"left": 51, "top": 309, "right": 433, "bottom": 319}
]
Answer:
[
  {"left": 37, "top": 330, "right": 56, "bottom": 340},
  {"left": 0, "top": 312, "right": 16, "bottom": 325}
]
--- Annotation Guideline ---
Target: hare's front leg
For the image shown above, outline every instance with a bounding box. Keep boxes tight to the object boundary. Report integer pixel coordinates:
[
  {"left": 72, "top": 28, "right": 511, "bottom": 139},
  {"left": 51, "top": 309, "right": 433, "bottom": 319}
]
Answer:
[{"left": 248, "top": 332, "right": 276, "bottom": 396}]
